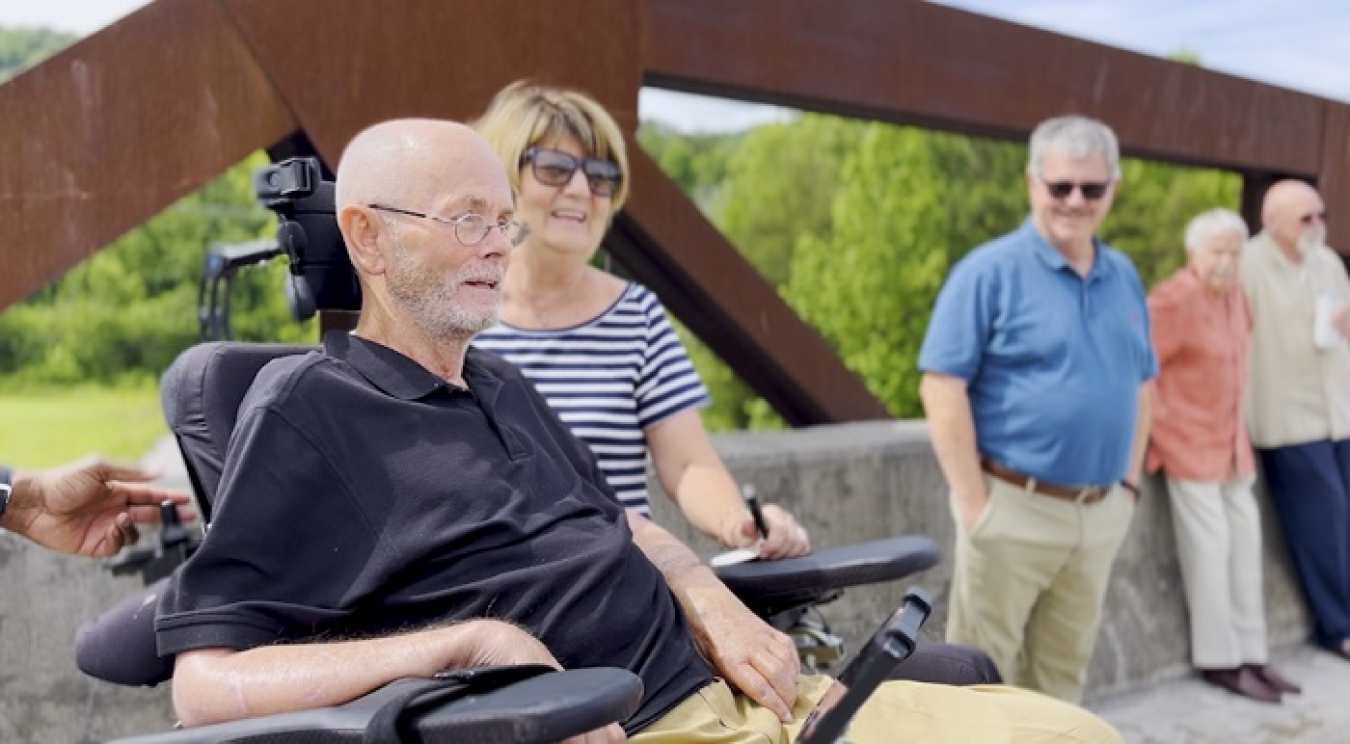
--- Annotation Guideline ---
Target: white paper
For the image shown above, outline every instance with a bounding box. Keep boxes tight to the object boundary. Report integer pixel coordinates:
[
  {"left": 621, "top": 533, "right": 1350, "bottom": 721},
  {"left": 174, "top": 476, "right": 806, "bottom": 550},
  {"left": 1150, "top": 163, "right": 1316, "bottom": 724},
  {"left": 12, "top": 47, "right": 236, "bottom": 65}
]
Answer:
[
  {"left": 1314, "top": 293, "right": 1347, "bottom": 350},
  {"left": 709, "top": 546, "right": 762, "bottom": 568}
]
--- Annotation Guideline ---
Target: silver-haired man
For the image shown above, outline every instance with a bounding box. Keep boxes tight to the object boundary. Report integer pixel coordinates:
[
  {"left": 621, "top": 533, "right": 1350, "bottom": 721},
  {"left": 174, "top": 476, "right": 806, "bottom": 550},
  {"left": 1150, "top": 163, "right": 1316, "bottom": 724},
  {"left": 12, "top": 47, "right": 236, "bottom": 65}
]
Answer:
[{"left": 919, "top": 115, "right": 1155, "bottom": 702}]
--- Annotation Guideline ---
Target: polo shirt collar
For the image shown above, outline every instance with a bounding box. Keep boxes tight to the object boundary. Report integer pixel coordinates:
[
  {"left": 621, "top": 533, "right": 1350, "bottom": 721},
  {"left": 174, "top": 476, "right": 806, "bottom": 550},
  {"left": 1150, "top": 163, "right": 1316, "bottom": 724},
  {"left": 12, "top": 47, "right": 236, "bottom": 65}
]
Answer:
[
  {"left": 1021, "top": 218, "right": 1112, "bottom": 281},
  {"left": 323, "top": 331, "right": 455, "bottom": 400}
]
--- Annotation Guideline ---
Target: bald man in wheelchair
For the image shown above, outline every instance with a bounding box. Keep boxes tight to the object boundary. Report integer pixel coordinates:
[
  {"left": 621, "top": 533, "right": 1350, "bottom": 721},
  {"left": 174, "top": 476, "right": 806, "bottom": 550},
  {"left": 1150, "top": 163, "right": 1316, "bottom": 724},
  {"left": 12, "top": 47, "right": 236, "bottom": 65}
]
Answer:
[{"left": 157, "top": 118, "right": 1121, "bottom": 743}]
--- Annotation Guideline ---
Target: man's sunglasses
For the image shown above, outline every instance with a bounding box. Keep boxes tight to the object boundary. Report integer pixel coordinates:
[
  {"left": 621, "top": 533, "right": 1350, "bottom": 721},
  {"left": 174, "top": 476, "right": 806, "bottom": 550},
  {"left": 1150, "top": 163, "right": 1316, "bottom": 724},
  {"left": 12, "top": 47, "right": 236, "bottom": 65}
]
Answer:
[
  {"left": 521, "top": 147, "right": 623, "bottom": 197},
  {"left": 1039, "top": 178, "right": 1111, "bottom": 201}
]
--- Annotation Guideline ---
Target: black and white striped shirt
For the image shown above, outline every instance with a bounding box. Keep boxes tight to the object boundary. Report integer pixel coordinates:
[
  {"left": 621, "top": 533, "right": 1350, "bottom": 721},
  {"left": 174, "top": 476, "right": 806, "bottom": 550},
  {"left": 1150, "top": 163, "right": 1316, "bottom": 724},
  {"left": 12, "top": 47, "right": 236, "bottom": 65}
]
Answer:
[{"left": 473, "top": 283, "right": 710, "bottom": 514}]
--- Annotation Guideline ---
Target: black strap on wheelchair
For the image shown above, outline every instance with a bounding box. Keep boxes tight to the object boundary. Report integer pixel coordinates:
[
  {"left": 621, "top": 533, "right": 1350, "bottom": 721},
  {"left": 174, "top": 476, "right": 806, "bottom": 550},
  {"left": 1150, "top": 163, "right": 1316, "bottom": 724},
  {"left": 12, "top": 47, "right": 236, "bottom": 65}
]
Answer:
[{"left": 363, "top": 663, "right": 557, "bottom": 744}]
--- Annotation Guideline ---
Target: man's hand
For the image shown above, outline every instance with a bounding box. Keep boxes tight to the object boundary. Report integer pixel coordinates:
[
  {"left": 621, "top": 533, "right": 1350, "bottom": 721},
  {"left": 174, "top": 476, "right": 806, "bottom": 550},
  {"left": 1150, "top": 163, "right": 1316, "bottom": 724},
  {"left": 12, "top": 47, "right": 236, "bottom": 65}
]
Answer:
[
  {"left": 449, "top": 622, "right": 625, "bottom": 744},
  {"left": 627, "top": 513, "right": 800, "bottom": 721},
  {"left": 5, "top": 457, "right": 195, "bottom": 557},
  {"left": 564, "top": 724, "right": 627, "bottom": 744},
  {"left": 452, "top": 619, "right": 564, "bottom": 671},
  {"left": 686, "top": 584, "right": 801, "bottom": 722},
  {"left": 1334, "top": 306, "right": 1350, "bottom": 340},
  {"left": 952, "top": 489, "right": 989, "bottom": 533},
  {"left": 722, "top": 504, "right": 810, "bottom": 559}
]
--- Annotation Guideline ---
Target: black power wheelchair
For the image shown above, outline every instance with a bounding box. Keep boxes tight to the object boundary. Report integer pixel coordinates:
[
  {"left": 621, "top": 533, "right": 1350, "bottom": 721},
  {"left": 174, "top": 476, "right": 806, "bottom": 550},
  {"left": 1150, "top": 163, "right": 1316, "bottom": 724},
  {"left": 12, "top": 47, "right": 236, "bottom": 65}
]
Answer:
[{"left": 75, "top": 158, "right": 987, "bottom": 743}]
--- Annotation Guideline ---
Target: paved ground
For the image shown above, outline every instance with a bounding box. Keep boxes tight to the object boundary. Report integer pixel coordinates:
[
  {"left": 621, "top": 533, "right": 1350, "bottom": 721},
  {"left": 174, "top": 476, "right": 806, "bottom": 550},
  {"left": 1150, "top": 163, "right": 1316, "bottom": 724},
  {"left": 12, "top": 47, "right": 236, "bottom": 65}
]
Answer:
[{"left": 1092, "top": 643, "right": 1350, "bottom": 743}]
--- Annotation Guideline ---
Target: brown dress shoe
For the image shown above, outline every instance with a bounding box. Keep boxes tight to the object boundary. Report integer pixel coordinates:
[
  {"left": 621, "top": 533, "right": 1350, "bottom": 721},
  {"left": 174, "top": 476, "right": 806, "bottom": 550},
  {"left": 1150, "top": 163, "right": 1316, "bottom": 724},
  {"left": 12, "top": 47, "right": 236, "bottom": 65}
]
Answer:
[
  {"left": 1246, "top": 664, "right": 1301, "bottom": 694},
  {"left": 1200, "top": 667, "right": 1281, "bottom": 704}
]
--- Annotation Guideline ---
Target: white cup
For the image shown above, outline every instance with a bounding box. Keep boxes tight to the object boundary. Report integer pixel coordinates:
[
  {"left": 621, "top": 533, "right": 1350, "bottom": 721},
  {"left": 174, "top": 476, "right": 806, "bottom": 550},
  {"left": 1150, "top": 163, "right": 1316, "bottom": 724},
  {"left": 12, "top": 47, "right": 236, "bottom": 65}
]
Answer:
[{"left": 1314, "top": 293, "right": 1347, "bottom": 350}]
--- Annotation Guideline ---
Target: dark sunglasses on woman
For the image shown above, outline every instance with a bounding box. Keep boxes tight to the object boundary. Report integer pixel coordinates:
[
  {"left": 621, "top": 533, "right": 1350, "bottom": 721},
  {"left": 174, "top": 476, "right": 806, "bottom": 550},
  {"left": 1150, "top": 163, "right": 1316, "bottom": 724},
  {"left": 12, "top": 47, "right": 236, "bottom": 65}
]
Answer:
[{"left": 521, "top": 147, "right": 623, "bottom": 197}]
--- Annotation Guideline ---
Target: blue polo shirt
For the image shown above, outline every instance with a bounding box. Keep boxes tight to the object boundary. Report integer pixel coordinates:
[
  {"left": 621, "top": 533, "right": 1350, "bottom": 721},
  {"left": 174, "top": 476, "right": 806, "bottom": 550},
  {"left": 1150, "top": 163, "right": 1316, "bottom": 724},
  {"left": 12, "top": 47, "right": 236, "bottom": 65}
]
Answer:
[{"left": 919, "top": 219, "right": 1157, "bottom": 485}]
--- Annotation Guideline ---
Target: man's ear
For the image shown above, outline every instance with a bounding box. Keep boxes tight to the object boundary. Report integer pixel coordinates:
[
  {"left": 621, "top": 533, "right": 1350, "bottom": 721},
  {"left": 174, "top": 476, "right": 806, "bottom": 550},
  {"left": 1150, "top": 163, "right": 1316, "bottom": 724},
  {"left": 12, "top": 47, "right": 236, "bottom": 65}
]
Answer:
[{"left": 340, "top": 205, "right": 387, "bottom": 276}]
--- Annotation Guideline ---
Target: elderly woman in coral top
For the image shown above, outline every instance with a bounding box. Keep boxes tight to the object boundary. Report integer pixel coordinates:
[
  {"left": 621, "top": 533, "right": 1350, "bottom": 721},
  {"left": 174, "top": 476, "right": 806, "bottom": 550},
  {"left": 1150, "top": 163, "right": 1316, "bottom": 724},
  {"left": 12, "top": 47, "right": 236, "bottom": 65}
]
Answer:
[{"left": 1147, "top": 208, "right": 1298, "bottom": 703}]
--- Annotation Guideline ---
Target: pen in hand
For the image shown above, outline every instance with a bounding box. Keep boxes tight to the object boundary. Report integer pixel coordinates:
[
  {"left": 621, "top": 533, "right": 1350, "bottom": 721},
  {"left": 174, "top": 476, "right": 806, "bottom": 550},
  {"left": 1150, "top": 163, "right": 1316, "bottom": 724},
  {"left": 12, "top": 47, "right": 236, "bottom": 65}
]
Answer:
[{"left": 742, "top": 483, "right": 770, "bottom": 540}]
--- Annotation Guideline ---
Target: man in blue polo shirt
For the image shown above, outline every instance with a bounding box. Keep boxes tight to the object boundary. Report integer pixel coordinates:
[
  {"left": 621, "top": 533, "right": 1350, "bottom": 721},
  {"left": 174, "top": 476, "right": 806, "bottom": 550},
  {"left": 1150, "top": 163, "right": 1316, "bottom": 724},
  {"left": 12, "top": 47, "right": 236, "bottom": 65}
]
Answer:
[{"left": 918, "top": 115, "right": 1156, "bottom": 703}]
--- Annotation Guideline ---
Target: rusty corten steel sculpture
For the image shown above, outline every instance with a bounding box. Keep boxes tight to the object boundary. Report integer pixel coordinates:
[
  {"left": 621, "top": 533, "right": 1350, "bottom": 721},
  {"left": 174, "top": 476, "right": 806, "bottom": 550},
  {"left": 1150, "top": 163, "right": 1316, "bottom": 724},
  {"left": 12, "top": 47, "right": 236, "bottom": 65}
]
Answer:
[{"left": 2, "top": 0, "right": 1348, "bottom": 425}]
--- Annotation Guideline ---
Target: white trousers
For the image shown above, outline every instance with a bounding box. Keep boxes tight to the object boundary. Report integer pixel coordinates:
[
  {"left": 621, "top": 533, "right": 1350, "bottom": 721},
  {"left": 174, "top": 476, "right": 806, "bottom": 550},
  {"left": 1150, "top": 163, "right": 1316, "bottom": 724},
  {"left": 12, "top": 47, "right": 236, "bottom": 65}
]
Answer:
[{"left": 1165, "top": 475, "right": 1268, "bottom": 668}]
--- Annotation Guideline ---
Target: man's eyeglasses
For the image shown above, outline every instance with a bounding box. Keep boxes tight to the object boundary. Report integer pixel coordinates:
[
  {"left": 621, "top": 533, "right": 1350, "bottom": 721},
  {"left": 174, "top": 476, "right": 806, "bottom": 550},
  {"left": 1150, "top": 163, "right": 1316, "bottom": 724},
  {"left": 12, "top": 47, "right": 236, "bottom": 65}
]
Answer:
[
  {"left": 368, "top": 204, "right": 525, "bottom": 247},
  {"left": 1300, "top": 211, "right": 1328, "bottom": 225},
  {"left": 521, "top": 147, "right": 623, "bottom": 197},
  {"left": 1037, "top": 177, "right": 1111, "bottom": 201}
]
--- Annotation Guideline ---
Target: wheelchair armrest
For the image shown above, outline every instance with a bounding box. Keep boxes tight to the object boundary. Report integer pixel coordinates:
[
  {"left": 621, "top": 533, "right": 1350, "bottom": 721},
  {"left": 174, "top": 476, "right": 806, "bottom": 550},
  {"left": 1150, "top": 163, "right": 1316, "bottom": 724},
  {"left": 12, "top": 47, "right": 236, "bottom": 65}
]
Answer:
[
  {"left": 106, "top": 667, "right": 643, "bottom": 744},
  {"left": 76, "top": 577, "right": 174, "bottom": 687},
  {"left": 714, "top": 535, "right": 942, "bottom": 612}
]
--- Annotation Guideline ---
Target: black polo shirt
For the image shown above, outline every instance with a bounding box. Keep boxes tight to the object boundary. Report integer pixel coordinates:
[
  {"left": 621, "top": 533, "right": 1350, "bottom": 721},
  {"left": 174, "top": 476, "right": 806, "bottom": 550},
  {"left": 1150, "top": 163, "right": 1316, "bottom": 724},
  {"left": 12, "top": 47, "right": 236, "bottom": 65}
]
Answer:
[{"left": 156, "top": 332, "right": 712, "bottom": 732}]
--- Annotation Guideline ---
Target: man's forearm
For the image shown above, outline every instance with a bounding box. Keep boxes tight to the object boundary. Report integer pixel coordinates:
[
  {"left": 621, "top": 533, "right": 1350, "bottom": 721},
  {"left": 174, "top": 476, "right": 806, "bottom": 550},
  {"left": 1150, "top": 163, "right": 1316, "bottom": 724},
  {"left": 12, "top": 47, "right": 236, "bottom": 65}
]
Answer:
[
  {"left": 919, "top": 374, "right": 986, "bottom": 506},
  {"left": 627, "top": 511, "right": 723, "bottom": 599},
  {"left": 172, "top": 620, "right": 542, "bottom": 727},
  {"left": 1126, "top": 384, "right": 1152, "bottom": 486}
]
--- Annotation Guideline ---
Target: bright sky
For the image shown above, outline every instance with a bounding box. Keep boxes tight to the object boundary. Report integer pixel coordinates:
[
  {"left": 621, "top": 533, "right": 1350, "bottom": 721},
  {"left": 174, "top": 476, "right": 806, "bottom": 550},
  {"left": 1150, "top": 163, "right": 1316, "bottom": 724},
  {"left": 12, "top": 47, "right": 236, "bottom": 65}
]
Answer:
[{"left": 4, "top": 0, "right": 1347, "bottom": 133}]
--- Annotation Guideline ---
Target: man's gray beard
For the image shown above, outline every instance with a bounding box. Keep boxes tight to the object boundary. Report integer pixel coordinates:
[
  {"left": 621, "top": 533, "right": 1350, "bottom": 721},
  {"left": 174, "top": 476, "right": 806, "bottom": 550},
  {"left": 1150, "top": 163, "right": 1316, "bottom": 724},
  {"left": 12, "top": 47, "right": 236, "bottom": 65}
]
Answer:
[
  {"left": 1298, "top": 224, "right": 1327, "bottom": 256},
  {"left": 385, "top": 242, "right": 501, "bottom": 342}
]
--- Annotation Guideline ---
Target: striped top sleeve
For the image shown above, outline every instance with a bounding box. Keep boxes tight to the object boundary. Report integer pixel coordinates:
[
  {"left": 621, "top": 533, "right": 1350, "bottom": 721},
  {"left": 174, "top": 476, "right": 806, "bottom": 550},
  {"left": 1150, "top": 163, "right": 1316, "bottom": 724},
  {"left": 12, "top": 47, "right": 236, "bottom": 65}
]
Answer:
[{"left": 472, "top": 282, "right": 711, "bottom": 514}]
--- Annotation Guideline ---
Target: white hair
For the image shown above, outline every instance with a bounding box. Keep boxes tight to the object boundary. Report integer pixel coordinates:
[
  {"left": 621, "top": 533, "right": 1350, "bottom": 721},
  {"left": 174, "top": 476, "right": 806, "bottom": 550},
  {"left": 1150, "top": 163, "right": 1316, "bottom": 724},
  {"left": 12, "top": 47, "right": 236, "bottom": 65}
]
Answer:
[
  {"left": 1184, "top": 208, "right": 1249, "bottom": 254},
  {"left": 1027, "top": 115, "right": 1121, "bottom": 179}
]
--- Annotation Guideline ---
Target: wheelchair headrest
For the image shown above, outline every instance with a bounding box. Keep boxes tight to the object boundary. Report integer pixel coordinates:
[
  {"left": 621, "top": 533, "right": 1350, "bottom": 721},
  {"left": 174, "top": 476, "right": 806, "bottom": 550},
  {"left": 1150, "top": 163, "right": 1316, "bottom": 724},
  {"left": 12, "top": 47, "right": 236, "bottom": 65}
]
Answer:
[{"left": 253, "top": 158, "right": 361, "bottom": 318}]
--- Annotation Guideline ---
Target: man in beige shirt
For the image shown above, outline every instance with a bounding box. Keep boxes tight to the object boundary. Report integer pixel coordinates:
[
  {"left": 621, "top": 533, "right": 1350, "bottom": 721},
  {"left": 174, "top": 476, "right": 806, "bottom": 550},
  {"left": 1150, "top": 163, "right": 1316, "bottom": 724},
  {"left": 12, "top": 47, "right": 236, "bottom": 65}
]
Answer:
[{"left": 1240, "top": 179, "right": 1350, "bottom": 661}]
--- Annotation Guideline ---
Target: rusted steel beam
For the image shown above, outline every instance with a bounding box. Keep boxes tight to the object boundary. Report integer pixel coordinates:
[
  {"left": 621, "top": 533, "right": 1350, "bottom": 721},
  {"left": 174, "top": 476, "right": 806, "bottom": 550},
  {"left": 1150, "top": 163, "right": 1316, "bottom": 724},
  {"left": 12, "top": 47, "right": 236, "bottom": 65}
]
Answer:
[
  {"left": 0, "top": 0, "right": 296, "bottom": 309},
  {"left": 640, "top": 0, "right": 1327, "bottom": 176},
  {"left": 221, "top": 0, "right": 886, "bottom": 423},
  {"left": 612, "top": 148, "right": 890, "bottom": 426},
  {"left": 221, "top": 0, "right": 645, "bottom": 166},
  {"left": 1319, "top": 104, "right": 1350, "bottom": 255}
]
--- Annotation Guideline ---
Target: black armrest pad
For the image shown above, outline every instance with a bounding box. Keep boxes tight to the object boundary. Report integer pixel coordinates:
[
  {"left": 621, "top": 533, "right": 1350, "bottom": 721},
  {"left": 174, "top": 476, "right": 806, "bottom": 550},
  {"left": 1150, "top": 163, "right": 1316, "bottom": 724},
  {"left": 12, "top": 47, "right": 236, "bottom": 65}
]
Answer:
[
  {"left": 714, "top": 536, "right": 941, "bottom": 606},
  {"left": 106, "top": 667, "right": 642, "bottom": 744},
  {"left": 76, "top": 577, "right": 174, "bottom": 687}
]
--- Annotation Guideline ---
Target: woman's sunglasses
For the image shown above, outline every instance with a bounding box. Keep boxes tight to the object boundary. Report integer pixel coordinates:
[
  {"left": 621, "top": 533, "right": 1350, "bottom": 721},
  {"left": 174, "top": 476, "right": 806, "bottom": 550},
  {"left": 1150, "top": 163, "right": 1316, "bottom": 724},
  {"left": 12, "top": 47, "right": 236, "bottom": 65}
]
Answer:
[{"left": 521, "top": 147, "right": 623, "bottom": 198}]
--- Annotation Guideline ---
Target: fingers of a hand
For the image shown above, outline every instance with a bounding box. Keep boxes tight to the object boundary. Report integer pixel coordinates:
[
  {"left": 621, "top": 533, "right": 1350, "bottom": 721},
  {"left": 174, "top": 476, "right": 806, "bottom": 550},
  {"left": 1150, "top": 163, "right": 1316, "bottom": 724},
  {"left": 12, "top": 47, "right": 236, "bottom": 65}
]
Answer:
[
  {"left": 114, "top": 482, "right": 190, "bottom": 507},
  {"left": 96, "top": 514, "right": 135, "bottom": 557},
  {"left": 563, "top": 723, "right": 626, "bottom": 744},
  {"left": 95, "top": 461, "right": 157, "bottom": 484},
  {"left": 730, "top": 660, "right": 792, "bottom": 722},
  {"left": 761, "top": 525, "right": 809, "bottom": 559}
]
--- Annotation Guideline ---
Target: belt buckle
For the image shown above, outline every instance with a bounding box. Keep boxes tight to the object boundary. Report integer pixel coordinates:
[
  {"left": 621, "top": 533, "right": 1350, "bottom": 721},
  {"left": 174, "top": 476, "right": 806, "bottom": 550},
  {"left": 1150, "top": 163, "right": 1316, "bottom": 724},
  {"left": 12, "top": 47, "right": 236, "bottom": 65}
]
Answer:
[{"left": 1081, "top": 486, "right": 1107, "bottom": 504}]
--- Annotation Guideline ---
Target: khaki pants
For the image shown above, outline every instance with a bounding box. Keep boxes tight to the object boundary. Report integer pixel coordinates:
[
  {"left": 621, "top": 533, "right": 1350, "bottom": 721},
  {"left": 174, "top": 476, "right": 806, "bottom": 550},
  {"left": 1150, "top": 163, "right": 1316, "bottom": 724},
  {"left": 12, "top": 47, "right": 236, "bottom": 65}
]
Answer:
[
  {"left": 946, "top": 475, "right": 1134, "bottom": 703},
  {"left": 632, "top": 676, "right": 1121, "bottom": 744},
  {"left": 1165, "top": 475, "right": 1267, "bottom": 668}
]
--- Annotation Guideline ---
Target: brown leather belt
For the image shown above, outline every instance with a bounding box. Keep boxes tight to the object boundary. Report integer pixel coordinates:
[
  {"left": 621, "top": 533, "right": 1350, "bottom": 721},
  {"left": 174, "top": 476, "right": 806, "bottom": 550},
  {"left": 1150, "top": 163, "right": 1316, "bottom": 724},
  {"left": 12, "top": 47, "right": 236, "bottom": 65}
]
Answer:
[{"left": 981, "top": 460, "right": 1111, "bottom": 505}]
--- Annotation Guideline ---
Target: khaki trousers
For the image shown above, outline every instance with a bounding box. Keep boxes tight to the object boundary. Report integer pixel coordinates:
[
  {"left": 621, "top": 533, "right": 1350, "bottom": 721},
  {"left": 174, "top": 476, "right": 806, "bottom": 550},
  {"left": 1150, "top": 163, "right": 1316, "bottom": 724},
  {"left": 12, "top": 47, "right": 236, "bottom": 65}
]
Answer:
[
  {"left": 946, "top": 475, "right": 1134, "bottom": 703},
  {"left": 1165, "top": 475, "right": 1267, "bottom": 668},
  {"left": 632, "top": 676, "right": 1121, "bottom": 744}
]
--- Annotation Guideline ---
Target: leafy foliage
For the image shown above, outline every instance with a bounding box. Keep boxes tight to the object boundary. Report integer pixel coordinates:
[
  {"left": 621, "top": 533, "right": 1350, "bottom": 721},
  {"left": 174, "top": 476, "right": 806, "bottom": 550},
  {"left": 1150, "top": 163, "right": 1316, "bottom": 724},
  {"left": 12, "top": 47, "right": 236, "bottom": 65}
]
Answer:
[
  {"left": 0, "top": 26, "right": 74, "bottom": 81},
  {"left": 639, "top": 116, "right": 1241, "bottom": 428},
  {"left": 0, "top": 149, "right": 314, "bottom": 387}
]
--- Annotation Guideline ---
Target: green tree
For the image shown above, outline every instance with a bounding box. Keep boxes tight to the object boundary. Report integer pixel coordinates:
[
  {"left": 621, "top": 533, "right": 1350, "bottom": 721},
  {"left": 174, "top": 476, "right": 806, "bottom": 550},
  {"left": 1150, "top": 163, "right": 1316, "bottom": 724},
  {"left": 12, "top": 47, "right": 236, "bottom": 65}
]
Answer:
[
  {"left": 0, "top": 153, "right": 313, "bottom": 386},
  {"left": 1105, "top": 159, "right": 1241, "bottom": 288},
  {"left": 784, "top": 124, "right": 1026, "bottom": 418},
  {"left": 0, "top": 26, "right": 74, "bottom": 81}
]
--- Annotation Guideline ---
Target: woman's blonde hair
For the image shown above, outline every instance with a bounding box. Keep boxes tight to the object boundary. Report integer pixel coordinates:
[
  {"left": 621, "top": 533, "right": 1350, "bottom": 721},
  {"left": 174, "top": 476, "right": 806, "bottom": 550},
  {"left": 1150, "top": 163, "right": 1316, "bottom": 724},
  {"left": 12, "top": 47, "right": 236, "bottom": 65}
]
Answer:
[{"left": 474, "top": 80, "right": 630, "bottom": 210}]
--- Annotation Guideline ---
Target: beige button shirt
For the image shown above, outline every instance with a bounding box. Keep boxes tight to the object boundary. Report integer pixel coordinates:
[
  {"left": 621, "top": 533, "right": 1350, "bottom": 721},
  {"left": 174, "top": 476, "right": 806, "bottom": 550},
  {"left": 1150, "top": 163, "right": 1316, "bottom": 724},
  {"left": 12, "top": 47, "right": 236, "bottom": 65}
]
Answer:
[{"left": 1240, "top": 231, "right": 1350, "bottom": 448}]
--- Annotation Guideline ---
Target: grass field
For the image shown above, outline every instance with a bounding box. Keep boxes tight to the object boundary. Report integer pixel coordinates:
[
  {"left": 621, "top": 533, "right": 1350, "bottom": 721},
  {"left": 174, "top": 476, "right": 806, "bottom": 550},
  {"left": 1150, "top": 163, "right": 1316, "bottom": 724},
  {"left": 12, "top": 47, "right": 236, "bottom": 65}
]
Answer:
[{"left": 0, "top": 385, "right": 166, "bottom": 468}]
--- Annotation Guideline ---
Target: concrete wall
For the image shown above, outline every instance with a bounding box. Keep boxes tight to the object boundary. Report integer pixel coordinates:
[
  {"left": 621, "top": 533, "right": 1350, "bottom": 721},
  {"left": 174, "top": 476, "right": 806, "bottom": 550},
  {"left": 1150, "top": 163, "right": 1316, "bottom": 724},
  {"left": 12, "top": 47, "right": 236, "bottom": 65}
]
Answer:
[
  {"left": 0, "top": 421, "right": 1313, "bottom": 741},
  {"left": 651, "top": 420, "right": 1311, "bottom": 702}
]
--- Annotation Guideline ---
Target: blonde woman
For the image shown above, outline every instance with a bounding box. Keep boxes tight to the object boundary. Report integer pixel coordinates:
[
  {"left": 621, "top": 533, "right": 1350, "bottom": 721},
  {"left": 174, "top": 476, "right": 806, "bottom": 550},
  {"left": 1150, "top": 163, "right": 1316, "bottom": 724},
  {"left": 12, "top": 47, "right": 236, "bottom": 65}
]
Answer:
[
  {"left": 472, "top": 81, "right": 809, "bottom": 558},
  {"left": 472, "top": 82, "right": 1002, "bottom": 690}
]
